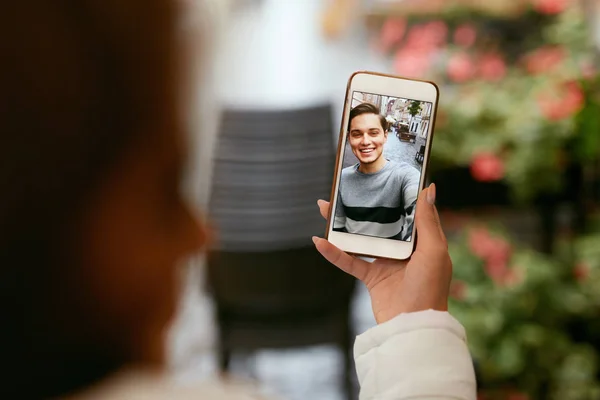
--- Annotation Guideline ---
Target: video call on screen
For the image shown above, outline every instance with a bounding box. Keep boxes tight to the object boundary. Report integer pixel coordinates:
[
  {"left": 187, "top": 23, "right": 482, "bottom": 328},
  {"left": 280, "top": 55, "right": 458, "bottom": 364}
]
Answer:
[{"left": 333, "top": 91, "right": 432, "bottom": 242}]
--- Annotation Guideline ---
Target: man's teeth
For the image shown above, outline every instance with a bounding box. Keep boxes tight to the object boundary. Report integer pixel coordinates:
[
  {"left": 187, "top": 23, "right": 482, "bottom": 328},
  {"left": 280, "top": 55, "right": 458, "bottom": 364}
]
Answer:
[{"left": 360, "top": 149, "right": 374, "bottom": 153}]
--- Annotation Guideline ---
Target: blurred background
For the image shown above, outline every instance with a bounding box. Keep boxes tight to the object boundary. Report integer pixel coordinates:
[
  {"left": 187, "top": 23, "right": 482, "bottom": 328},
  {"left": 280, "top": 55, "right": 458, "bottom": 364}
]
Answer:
[{"left": 169, "top": 0, "right": 600, "bottom": 399}]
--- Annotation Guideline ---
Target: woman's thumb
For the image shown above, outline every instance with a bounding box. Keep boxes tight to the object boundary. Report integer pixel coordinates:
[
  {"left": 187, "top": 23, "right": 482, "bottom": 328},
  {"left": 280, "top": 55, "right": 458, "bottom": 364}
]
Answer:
[{"left": 415, "top": 184, "right": 446, "bottom": 249}]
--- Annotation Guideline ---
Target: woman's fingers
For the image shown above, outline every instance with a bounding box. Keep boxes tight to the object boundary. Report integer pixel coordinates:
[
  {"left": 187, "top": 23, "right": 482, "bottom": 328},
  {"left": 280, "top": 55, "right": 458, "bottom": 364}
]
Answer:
[
  {"left": 317, "top": 199, "right": 329, "bottom": 220},
  {"left": 312, "top": 236, "right": 369, "bottom": 282}
]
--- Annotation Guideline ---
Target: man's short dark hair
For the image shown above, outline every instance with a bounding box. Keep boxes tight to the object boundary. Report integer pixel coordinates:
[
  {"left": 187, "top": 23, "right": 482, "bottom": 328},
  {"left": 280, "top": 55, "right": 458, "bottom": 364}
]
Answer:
[{"left": 349, "top": 103, "right": 389, "bottom": 132}]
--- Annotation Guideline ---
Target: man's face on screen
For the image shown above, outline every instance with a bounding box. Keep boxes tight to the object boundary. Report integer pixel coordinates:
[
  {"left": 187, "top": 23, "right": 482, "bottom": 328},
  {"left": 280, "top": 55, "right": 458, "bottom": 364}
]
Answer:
[{"left": 348, "top": 113, "right": 387, "bottom": 166}]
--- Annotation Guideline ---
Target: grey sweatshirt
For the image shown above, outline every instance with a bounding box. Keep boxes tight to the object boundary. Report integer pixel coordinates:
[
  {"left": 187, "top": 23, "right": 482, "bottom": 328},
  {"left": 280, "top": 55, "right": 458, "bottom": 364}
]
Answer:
[{"left": 334, "top": 159, "right": 420, "bottom": 241}]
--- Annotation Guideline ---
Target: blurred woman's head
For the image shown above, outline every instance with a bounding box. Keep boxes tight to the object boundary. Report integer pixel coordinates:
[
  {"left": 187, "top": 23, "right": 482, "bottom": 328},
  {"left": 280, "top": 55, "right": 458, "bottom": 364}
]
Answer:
[{"left": 0, "top": 0, "right": 205, "bottom": 397}]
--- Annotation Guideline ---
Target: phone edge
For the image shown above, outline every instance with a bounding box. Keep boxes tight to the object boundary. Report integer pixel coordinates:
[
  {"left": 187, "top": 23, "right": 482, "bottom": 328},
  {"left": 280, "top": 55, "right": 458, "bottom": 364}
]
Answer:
[{"left": 324, "top": 71, "right": 361, "bottom": 240}]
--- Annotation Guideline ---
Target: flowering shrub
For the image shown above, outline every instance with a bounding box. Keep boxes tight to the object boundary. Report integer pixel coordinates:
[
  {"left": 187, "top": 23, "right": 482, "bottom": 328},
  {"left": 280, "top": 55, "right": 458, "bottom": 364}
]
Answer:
[
  {"left": 449, "top": 224, "right": 600, "bottom": 399},
  {"left": 368, "top": 2, "right": 600, "bottom": 396},
  {"left": 374, "top": 0, "right": 600, "bottom": 202}
]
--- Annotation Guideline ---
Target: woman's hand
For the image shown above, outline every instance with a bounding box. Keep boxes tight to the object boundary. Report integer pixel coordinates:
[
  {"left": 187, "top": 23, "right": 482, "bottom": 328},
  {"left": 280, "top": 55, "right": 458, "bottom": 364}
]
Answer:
[{"left": 313, "top": 184, "right": 452, "bottom": 324}]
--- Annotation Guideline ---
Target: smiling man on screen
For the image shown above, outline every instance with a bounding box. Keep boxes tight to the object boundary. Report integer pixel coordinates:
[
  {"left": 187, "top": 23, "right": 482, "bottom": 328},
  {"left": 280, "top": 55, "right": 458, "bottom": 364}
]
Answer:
[{"left": 334, "top": 103, "right": 420, "bottom": 241}]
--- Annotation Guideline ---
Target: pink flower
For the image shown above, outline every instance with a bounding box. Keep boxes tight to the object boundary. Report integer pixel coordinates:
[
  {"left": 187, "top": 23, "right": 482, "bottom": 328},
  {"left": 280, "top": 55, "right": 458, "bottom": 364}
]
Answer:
[
  {"left": 447, "top": 52, "right": 476, "bottom": 82},
  {"left": 394, "top": 47, "right": 432, "bottom": 78},
  {"left": 486, "top": 260, "right": 509, "bottom": 284},
  {"left": 424, "top": 20, "right": 449, "bottom": 46},
  {"left": 454, "top": 24, "right": 477, "bottom": 48},
  {"left": 532, "top": 0, "right": 570, "bottom": 14},
  {"left": 468, "top": 227, "right": 496, "bottom": 259},
  {"left": 379, "top": 18, "right": 407, "bottom": 52},
  {"left": 470, "top": 152, "right": 505, "bottom": 182},
  {"left": 524, "top": 46, "right": 565, "bottom": 75},
  {"left": 537, "top": 81, "right": 584, "bottom": 121},
  {"left": 468, "top": 226, "right": 514, "bottom": 285},
  {"left": 450, "top": 280, "right": 468, "bottom": 300},
  {"left": 488, "top": 238, "right": 512, "bottom": 267},
  {"left": 580, "top": 60, "right": 597, "bottom": 80},
  {"left": 574, "top": 262, "right": 590, "bottom": 282},
  {"left": 404, "top": 26, "right": 432, "bottom": 51},
  {"left": 403, "top": 21, "right": 448, "bottom": 53},
  {"left": 479, "top": 53, "right": 507, "bottom": 81},
  {"left": 486, "top": 240, "right": 513, "bottom": 285}
]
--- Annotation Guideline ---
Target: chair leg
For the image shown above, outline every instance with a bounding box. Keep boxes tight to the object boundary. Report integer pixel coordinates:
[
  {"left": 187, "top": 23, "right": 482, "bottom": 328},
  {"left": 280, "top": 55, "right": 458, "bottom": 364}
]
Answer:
[
  {"left": 218, "top": 342, "right": 231, "bottom": 373},
  {"left": 217, "top": 319, "right": 231, "bottom": 373},
  {"left": 343, "top": 347, "right": 356, "bottom": 400},
  {"left": 341, "top": 313, "right": 356, "bottom": 400}
]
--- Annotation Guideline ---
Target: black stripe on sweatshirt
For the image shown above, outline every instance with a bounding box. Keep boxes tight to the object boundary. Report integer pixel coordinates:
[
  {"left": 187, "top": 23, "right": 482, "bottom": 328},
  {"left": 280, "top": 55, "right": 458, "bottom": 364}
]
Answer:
[{"left": 344, "top": 206, "right": 404, "bottom": 224}]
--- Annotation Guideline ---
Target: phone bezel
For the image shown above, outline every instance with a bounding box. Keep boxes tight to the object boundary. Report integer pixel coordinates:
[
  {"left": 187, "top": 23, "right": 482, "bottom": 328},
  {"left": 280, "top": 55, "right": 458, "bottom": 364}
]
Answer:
[{"left": 325, "top": 71, "right": 440, "bottom": 260}]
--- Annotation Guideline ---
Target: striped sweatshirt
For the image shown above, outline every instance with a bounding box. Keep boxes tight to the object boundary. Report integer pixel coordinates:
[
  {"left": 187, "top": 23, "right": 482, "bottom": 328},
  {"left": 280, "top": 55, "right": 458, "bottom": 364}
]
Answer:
[{"left": 333, "top": 160, "right": 420, "bottom": 241}]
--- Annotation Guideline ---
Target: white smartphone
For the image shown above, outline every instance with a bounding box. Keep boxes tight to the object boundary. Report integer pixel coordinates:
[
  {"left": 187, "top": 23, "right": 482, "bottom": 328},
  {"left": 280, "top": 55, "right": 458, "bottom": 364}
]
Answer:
[{"left": 325, "top": 71, "right": 439, "bottom": 260}]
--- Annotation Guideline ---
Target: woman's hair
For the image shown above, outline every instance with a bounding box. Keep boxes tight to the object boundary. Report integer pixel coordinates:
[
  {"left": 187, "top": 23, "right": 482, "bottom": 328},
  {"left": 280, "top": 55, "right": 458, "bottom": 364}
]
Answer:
[
  {"left": 348, "top": 103, "right": 389, "bottom": 132},
  {"left": 0, "top": 0, "right": 179, "bottom": 396}
]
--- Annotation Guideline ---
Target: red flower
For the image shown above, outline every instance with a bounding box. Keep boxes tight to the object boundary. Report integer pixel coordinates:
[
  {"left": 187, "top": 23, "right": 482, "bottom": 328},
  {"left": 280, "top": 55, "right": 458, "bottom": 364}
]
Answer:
[
  {"left": 532, "top": 0, "right": 570, "bottom": 14},
  {"left": 486, "top": 241, "right": 513, "bottom": 285},
  {"left": 486, "top": 259, "right": 509, "bottom": 284},
  {"left": 379, "top": 18, "right": 407, "bottom": 52},
  {"left": 580, "top": 60, "right": 597, "bottom": 80},
  {"left": 487, "top": 238, "right": 512, "bottom": 267},
  {"left": 394, "top": 47, "right": 432, "bottom": 78},
  {"left": 479, "top": 53, "right": 507, "bottom": 82},
  {"left": 454, "top": 24, "right": 477, "bottom": 48},
  {"left": 468, "top": 227, "right": 496, "bottom": 259},
  {"left": 404, "top": 22, "right": 447, "bottom": 52},
  {"left": 450, "top": 280, "right": 468, "bottom": 300},
  {"left": 574, "top": 262, "right": 590, "bottom": 282},
  {"left": 424, "top": 20, "right": 449, "bottom": 46},
  {"left": 524, "top": 46, "right": 565, "bottom": 75},
  {"left": 470, "top": 152, "right": 505, "bottom": 182},
  {"left": 468, "top": 227, "right": 516, "bottom": 285},
  {"left": 447, "top": 52, "right": 476, "bottom": 82},
  {"left": 537, "top": 81, "right": 584, "bottom": 121}
]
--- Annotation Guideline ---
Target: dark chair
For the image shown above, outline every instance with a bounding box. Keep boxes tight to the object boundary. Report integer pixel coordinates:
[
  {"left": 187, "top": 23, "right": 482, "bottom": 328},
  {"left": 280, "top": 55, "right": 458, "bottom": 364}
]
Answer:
[
  {"left": 206, "top": 247, "right": 357, "bottom": 399},
  {"left": 207, "top": 106, "right": 358, "bottom": 399}
]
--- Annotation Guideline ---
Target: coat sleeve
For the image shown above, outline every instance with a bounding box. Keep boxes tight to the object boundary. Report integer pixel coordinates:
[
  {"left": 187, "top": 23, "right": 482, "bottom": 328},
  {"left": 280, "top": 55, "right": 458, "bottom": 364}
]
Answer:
[{"left": 354, "top": 310, "right": 477, "bottom": 400}]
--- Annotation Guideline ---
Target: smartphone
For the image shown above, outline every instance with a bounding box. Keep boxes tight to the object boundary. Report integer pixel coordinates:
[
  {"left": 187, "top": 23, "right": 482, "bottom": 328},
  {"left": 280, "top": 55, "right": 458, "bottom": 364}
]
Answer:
[{"left": 325, "top": 71, "right": 439, "bottom": 260}]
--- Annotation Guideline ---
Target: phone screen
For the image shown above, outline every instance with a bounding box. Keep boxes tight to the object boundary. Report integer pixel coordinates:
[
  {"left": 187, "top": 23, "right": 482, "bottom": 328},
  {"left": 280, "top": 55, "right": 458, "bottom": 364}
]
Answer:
[{"left": 333, "top": 91, "right": 432, "bottom": 242}]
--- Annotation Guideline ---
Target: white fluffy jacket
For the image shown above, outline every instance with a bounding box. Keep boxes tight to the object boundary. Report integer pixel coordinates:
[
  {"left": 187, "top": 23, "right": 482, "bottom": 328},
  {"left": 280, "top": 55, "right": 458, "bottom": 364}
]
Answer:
[{"left": 355, "top": 310, "right": 476, "bottom": 399}]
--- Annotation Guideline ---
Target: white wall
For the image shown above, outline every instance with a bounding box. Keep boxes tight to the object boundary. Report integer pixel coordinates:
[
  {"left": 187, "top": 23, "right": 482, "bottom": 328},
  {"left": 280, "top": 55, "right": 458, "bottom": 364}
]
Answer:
[{"left": 214, "top": 0, "right": 391, "bottom": 139}]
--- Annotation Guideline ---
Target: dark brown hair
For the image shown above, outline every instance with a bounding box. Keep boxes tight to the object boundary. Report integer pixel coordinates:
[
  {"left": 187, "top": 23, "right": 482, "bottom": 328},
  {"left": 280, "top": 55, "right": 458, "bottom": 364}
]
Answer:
[
  {"left": 0, "top": 0, "right": 179, "bottom": 397},
  {"left": 348, "top": 102, "right": 389, "bottom": 132}
]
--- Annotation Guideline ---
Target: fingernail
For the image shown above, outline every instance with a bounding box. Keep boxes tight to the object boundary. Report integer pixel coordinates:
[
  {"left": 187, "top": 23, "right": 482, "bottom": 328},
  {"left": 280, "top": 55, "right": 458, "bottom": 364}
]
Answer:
[
  {"left": 312, "top": 236, "right": 319, "bottom": 244},
  {"left": 427, "top": 183, "right": 436, "bottom": 205}
]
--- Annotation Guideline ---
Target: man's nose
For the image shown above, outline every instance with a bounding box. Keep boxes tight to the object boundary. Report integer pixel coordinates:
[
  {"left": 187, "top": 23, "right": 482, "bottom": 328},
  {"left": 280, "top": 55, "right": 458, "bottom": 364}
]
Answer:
[{"left": 360, "top": 134, "right": 371, "bottom": 145}]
